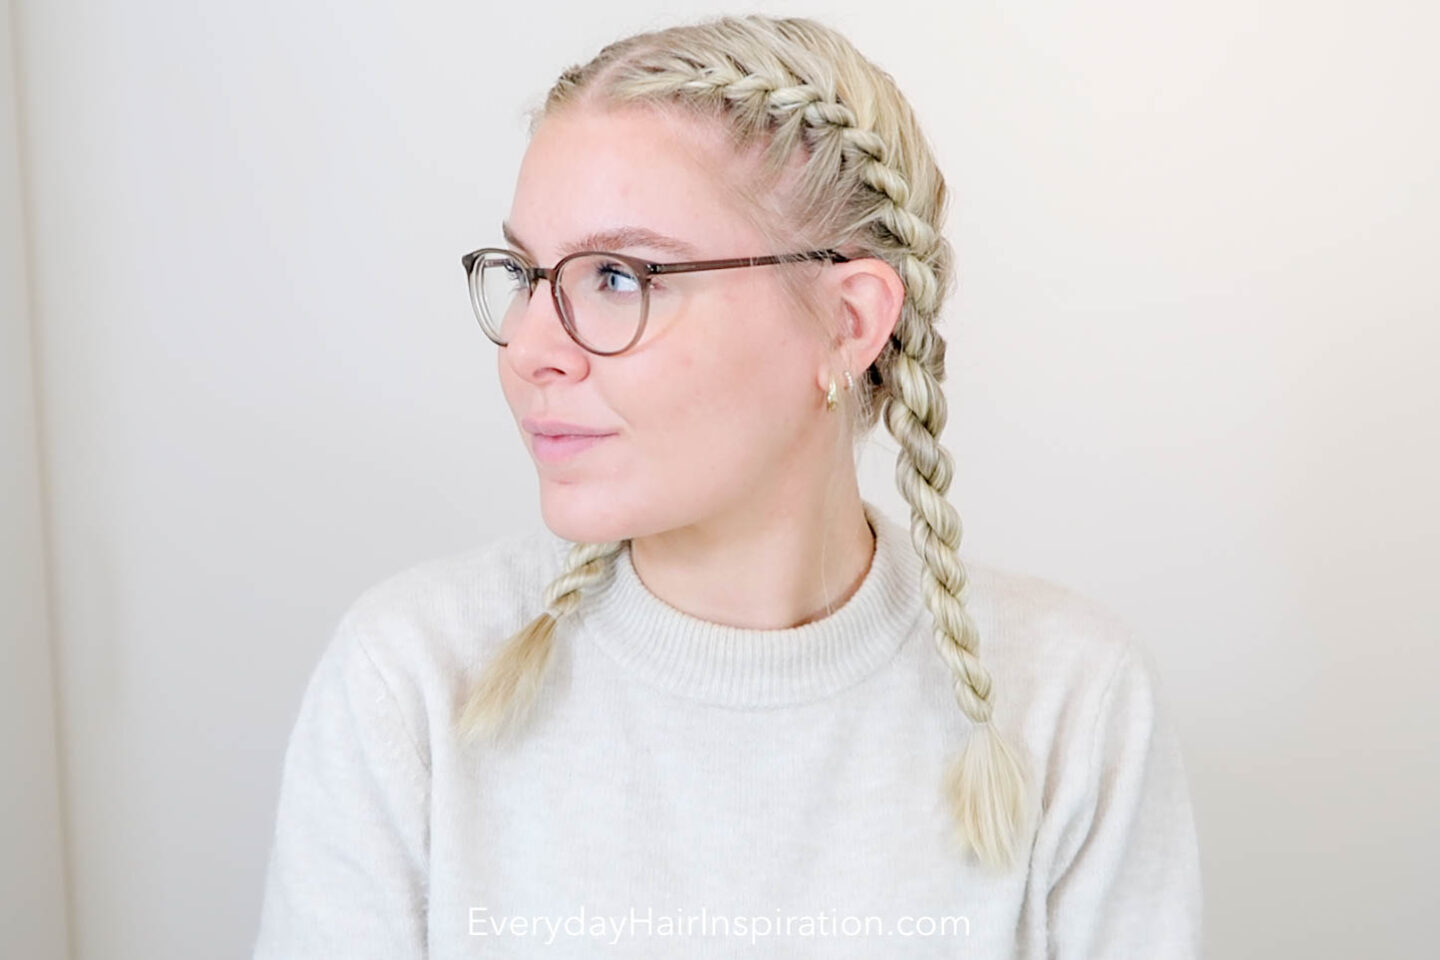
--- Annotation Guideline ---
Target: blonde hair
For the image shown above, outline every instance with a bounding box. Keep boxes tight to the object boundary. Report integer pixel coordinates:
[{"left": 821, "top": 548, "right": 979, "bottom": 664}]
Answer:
[{"left": 457, "top": 14, "right": 1029, "bottom": 870}]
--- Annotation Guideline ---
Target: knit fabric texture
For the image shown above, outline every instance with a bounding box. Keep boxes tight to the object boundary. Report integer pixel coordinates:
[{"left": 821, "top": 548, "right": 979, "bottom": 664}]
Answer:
[{"left": 253, "top": 499, "right": 1202, "bottom": 958}]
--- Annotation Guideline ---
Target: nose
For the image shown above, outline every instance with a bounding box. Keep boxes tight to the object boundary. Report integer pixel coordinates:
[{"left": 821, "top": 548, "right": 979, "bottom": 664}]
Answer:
[{"left": 498, "top": 278, "right": 590, "bottom": 383}]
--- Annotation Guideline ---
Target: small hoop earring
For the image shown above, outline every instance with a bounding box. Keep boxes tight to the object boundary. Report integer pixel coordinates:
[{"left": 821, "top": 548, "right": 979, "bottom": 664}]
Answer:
[{"left": 825, "top": 370, "right": 853, "bottom": 412}]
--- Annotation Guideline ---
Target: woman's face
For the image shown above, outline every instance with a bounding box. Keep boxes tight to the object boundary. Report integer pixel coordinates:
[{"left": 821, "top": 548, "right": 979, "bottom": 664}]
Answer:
[{"left": 498, "top": 103, "right": 837, "bottom": 544}]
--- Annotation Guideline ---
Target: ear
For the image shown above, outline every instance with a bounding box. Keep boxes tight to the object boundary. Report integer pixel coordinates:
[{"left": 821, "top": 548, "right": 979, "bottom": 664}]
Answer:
[{"left": 819, "top": 255, "right": 905, "bottom": 383}]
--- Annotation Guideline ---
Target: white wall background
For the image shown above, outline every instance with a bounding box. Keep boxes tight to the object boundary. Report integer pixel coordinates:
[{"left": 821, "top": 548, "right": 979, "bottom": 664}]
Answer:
[
  {"left": 2, "top": 0, "right": 71, "bottom": 955},
  {"left": 6, "top": 1, "right": 1437, "bottom": 957}
]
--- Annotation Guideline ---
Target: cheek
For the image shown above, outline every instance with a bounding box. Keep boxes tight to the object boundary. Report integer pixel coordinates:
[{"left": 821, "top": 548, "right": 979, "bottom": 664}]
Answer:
[
  {"left": 631, "top": 296, "right": 811, "bottom": 461},
  {"left": 496, "top": 353, "right": 523, "bottom": 417}
]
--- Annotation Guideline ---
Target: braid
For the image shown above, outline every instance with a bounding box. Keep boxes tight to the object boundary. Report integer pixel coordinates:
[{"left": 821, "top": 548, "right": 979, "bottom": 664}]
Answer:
[
  {"left": 456, "top": 539, "right": 623, "bottom": 746},
  {"left": 886, "top": 319, "right": 1030, "bottom": 869},
  {"left": 466, "top": 14, "right": 1030, "bottom": 869}
]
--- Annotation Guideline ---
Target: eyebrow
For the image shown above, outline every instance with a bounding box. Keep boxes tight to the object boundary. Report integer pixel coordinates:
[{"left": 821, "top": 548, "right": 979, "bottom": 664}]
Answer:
[{"left": 502, "top": 221, "right": 700, "bottom": 261}]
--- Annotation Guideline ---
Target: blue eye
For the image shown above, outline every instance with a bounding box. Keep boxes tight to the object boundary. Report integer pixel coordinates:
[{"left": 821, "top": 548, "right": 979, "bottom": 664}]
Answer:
[
  {"left": 502, "top": 261, "right": 528, "bottom": 290},
  {"left": 597, "top": 262, "right": 641, "bottom": 295}
]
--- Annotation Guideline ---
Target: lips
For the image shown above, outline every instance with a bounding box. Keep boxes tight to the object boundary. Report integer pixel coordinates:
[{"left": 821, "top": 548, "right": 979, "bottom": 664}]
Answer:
[
  {"left": 529, "top": 431, "right": 613, "bottom": 464},
  {"left": 520, "top": 416, "right": 617, "bottom": 438}
]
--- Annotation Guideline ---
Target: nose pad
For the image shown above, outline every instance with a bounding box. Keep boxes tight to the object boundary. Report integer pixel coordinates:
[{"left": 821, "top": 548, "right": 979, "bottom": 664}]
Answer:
[{"left": 553, "top": 285, "right": 577, "bottom": 335}]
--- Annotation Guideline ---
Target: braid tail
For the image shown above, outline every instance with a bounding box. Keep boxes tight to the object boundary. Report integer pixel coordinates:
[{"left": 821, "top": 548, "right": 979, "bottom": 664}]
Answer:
[{"left": 457, "top": 540, "right": 623, "bottom": 746}]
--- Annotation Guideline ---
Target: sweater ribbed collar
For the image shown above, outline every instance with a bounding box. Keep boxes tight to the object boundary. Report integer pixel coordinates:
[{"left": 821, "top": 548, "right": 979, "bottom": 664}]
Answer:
[{"left": 574, "top": 500, "right": 925, "bottom": 708}]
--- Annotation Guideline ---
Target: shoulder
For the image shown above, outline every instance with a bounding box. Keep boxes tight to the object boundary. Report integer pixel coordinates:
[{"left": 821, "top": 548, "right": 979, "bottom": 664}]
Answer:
[
  {"left": 958, "top": 560, "right": 1154, "bottom": 733},
  {"left": 334, "top": 525, "right": 573, "bottom": 669},
  {"left": 340, "top": 527, "right": 568, "bottom": 633},
  {"left": 964, "top": 561, "right": 1135, "bottom": 659},
  {"left": 311, "top": 526, "right": 575, "bottom": 741}
]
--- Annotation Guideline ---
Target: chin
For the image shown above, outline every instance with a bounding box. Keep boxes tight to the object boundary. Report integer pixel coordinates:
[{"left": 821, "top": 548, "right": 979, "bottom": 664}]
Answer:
[{"left": 537, "top": 486, "right": 633, "bottom": 545}]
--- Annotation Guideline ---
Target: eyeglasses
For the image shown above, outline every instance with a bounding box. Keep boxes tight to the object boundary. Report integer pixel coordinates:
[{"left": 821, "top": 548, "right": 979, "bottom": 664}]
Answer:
[{"left": 460, "top": 245, "right": 851, "bottom": 356}]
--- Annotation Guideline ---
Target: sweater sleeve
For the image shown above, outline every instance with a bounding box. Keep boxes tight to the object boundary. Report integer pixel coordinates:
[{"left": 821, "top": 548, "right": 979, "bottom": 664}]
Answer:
[
  {"left": 252, "top": 618, "right": 430, "bottom": 959},
  {"left": 1046, "top": 646, "right": 1203, "bottom": 958}
]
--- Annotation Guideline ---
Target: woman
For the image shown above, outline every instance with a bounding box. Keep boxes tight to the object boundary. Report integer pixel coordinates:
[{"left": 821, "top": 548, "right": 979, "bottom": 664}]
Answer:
[{"left": 254, "top": 14, "right": 1201, "bottom": 959}]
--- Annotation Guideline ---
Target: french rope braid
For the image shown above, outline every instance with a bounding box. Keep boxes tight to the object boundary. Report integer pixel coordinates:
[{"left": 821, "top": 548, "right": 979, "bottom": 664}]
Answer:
[{"left": 459, "top": 15, "right": 1029, "bottom": 869}]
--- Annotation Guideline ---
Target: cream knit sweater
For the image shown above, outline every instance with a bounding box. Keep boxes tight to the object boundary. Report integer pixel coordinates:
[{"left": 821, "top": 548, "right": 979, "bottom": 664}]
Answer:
[{"left": 253, "top": 500, "right": 1202, "bottom": 958}]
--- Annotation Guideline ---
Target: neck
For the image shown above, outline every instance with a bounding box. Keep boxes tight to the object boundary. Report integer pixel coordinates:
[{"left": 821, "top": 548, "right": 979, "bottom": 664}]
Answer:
[{"left": 627, "top": 486, "right": 877, "bottom": 631}]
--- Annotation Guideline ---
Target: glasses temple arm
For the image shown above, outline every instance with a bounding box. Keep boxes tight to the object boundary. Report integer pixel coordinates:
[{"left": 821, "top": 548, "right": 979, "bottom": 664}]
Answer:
[{"left": 649, "top": 249, "right": 851, "bottom": 276}]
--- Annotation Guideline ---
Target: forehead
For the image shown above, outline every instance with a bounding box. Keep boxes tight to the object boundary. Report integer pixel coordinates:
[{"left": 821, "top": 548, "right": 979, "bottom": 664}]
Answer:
[{"left": 507, "top": 104, "right": 756, "bottom": 258}]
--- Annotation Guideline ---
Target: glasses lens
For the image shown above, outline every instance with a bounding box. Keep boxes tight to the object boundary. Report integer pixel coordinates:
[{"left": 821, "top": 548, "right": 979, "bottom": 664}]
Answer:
[
  {"left": 556, "top": 254, "right": 645, "bottom": 354},
  {"left": 472, "top": 253, "right": 530, "bottom": 344}
]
